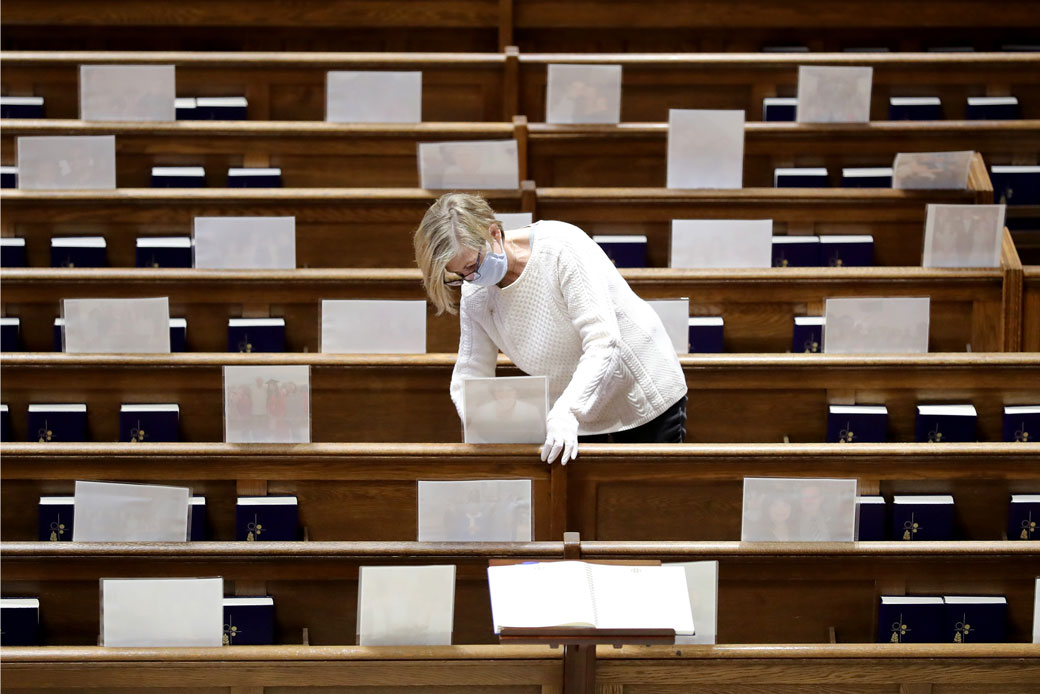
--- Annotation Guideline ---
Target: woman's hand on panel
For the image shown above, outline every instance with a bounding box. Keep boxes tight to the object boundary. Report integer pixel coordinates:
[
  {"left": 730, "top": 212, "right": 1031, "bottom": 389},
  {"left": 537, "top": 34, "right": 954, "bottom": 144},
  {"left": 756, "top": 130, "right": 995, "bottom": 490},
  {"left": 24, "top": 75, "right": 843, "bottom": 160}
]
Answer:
[{"left": 541, "top": 410, "right": 579, "bottom": 465}]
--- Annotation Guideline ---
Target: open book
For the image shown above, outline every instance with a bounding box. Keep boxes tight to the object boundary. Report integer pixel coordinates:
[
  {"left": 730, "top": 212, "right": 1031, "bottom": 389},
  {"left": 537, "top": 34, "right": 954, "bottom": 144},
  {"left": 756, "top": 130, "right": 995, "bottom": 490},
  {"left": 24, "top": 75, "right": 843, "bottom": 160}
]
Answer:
[{"left": 487, "top": 561, "right": 694, "bottom": 634}]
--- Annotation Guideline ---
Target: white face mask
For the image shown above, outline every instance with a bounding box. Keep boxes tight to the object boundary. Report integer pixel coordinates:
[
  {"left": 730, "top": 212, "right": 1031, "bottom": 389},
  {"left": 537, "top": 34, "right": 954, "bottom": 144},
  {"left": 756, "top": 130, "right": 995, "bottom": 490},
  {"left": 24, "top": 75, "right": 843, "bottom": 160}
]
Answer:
[{"left": 469, "top": 235, "right": 508, "bottom": 287}]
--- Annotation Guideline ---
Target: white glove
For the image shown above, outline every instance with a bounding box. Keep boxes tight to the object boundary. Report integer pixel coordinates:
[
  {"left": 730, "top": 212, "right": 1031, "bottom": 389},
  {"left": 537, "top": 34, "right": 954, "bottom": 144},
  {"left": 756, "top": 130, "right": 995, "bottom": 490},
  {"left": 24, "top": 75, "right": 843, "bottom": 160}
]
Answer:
[{"left": 541, "top": 410, "right": 579, "bottom": 465}]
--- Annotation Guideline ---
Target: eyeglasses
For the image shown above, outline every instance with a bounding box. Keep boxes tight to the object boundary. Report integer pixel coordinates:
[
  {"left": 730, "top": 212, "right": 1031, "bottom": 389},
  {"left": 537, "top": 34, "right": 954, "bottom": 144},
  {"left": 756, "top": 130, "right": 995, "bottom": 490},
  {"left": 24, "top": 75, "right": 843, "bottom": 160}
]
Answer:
[{"left": 443, "top": 249, "right": 482, "bottom": 287}]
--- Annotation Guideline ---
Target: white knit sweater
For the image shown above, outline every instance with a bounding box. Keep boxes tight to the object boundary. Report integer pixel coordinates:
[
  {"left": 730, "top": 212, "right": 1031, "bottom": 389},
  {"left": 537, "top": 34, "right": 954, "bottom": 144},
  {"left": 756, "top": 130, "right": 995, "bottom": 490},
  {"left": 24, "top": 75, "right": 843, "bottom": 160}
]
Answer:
[{"left": 449, "top": 220, "right": 688, "bottom": 436}]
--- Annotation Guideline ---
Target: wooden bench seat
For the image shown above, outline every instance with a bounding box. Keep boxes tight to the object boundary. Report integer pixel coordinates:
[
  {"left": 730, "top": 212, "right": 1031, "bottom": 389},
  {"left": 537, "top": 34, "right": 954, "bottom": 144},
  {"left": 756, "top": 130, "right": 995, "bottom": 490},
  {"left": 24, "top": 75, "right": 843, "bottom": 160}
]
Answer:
[
  {"left": 2, "top": 118, "right": 1034, "bottom": 189},
  {"left": 1, "top": 354, "right": 1037, "bottom": 443},
  {"left": 3, "top": 540, "right": 1037, "bottom": 644},
  {"left": 2, "top": 443, "right": 1037, "bottom": 543},
  {"left": 2, "top": 644, "right": 1038, "bottom": 693},
  {"left": 5, "top": 51, "right": 1040, "bottom": 122}
]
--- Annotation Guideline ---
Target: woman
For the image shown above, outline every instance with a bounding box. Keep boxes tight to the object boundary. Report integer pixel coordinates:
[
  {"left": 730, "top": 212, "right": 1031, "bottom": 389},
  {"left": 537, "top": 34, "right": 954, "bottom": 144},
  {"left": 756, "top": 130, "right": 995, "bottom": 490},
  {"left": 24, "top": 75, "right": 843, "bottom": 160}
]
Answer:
[{"left": 414, "top": 193, "right": 687, "bottom": 464}]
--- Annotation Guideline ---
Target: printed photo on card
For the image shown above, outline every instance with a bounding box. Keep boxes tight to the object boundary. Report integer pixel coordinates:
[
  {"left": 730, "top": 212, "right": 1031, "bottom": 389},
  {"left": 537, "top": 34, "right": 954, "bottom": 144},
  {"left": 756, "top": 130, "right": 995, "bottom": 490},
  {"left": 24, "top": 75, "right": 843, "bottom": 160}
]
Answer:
[
  {"left": 741, "top": 477, "right": 858, "bottom": 542},
  {"left": 647, "top": 298, "right": 690, "bottom": 354},
  {"left": 796, "top": 66, "right": 873, "bottom": 123},
  {"left": 671, "top": 561, "right": 719, "bottom": 645},
  {"left": 62, "top": 297, "right": 171, "bottom": 353},
  {"left": 923, "top": 204, "right": 1005, "bottom": 268},
  {"left": 321, "top": 299, "right": 427, "bottom": 354},
  {"left": 357, "top": 565, "right": 456, "bottom": 646},
  {"left": 824, "top": 297, "right": 930, "bottom": 354},
  {"left": 670, "top": 219, "right": 773, "bottom": 268},
  {"left": 80, "top": 65, "right": 176, "bottom": 122},
  {"left": 224, "top": 365, "right": 310, "bottom": 443},
  {"left": 73, "top": 480, "right": 190, "bottom": 542},
  {"left": 326, "top": 71, "right": 422, "bottom": 123},
  {"left": 419, "top": 140, "right": 519, "bottom": 190},
  {"left": 102, "top": 578, "right": 223, "bottom": 647},
  {"left": 497, "top": 212, "right": 534, "bottom": 230},
  {"left": 17, "top": 135, "right": 116, "bottom": 190},
  {"left": 463, "top": 376, "right": 548, "bottom": 444},
  {"left": 193, "top": 216, "right": 296, "bottom": 269},
  {"left": 418, "top": 480, "right": 533, "bottom": 542},
  {"left": 546, "top": 64, "right": 622, "bottom": 124},
  {"left": 892, "top": 151, "right": 974, "bottom": 190},
  {"left": 667, "top": 109, "right": 744, "bottom": 189}
]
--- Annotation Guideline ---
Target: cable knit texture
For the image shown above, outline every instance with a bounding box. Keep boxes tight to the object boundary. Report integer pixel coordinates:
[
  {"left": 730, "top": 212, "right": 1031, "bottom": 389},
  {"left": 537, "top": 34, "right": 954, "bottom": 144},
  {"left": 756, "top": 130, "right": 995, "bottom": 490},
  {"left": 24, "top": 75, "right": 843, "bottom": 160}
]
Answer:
[{"left": 450, "top": 220, "right": 688, "bottom": 436}]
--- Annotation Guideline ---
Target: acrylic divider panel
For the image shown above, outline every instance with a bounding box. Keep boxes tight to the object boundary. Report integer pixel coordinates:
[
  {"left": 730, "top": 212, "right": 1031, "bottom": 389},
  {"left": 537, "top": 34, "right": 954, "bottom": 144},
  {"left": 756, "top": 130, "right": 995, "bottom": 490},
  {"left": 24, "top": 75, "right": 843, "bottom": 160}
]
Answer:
[{"left": 223, "top": 365, "right": 310, "bottom": 443}]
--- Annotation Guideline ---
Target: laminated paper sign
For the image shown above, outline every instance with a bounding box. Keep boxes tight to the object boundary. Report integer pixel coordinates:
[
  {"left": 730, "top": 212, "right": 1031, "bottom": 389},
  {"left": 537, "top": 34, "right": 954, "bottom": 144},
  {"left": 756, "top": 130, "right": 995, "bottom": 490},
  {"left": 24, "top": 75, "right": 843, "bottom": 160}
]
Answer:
[
  {"left": 666, "top": 109, "right": 744, "bottom": 189},
  {"left": 417, "top": 479, "right": 533, "bottom": 542},
  {"left": 671, "top": 560, "right": 719, "bottom": 645},
  {"left": 419, "top": 140, "right": 519, "bottom": 190},
  {"left": 462, "top": 376, "right": 548, "bottom": 444},
  {"left": 17, "top": 135, "right": 116, "bottom": 190},
  {"left": 546, "top": 64, "right": 622, "bottom": 124},
  {"left": 326, "top": 71, "right": 422, "bottom": 123},
  {"left": 73, "top": 481, "right": 191, "bottom": 542},
  {"left": 80, "top": 65, "right": 176, "bottom": 121},
  {"left": 796, "top": 66, "right": 873, "bottom": 123},
  {"left": 646, "top": 298, "right": 690, "bottom": 354},
  {"left": 496, "top": 212, "right": 534, "bottom": 230},
  {"left": 892, "top": 151, "right": 974, "bottom": 190},
  {"left": 923, "top": 204, "right": 1005, "bottom": 268},
  {"left": 670, "top": 219, "right": 773, "bottom": 268},
  {"left": 224, "top": 365, "right": 310, "bottom": 443},
  {"left": 741, "top": 477, "right": 858, "bottom": 542},
  {"left": 62, "top": 297, "right": 171, "bottom": 353},
  {"left": 321, "top": 299, "right": 427, "bottom": 354},
  {"left": 357, "top": 565, "right": 456, "bottom": 646},
  {"left": 824, "top": 297, "right": 930, "bottom": 354},
  {"left": 193, "top": 216, "right": 296, "bottom": 269},
  {"left": 101, "top": 577, "right": 223, "bottom": 647}
]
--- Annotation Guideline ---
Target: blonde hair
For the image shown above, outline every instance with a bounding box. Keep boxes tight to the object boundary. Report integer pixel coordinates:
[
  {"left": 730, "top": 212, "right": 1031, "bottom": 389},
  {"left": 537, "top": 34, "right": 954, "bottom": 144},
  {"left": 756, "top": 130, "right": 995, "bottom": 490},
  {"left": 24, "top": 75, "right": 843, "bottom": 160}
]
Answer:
[{"left": 414, "top": 192, "right": 502, "bottom": 315}]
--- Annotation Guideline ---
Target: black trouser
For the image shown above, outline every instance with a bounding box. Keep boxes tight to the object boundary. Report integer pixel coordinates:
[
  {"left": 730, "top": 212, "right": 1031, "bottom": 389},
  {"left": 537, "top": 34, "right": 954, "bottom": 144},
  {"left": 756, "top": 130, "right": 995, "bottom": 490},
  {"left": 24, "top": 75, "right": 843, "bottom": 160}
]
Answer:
[{"left": 578, "top": 394, "right": 687, "bottom": 444}]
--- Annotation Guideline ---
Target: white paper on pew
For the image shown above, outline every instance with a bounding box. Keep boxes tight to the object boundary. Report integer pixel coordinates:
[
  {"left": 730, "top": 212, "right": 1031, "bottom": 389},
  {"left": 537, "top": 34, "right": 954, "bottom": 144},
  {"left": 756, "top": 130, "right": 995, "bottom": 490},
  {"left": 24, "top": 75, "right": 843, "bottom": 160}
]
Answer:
[
  {"left": 326, "top": 71, "right": 422, "bottom": 123},
  {"left": 62, "top": 297, "right": 171, "bottom": 353},
  {"left": 1033, "top": 578, "right": 1040, "bottom": 644},
  {"left": 462, "top": 376, "right": 548, "bottom": 444},
  {"left": 486, "top": 561, "right": 694, "bottom": 633},
  {"left": 357, "top": 565, "right": 456, "bottom": 646},
  {"left": 670, "top": 219, "right": 773, "bottom": 268},
  {"left": 796, "top": 66, "right": 873, "bottom": 123},
  {"left": 923, "top": 204, "right": 1005, "bottom": 268},
  {"left": 193, "top": 216, "right": 296, "bottom": 269},
  {"left": 823, "top": 297, "right": 930, "bottom": 354},
  {"left": 646, "top": 298, "right": 690, "bottom": 354},
  {"left": 417, "top": 480, "right": 533, "bottom": 542},
  {"left": 223, "top": 365, "right": 311, "bottom": 443},
  {"left": 666, "top": 109, "right": 744, "bottom": 189},
  {"left": 73, "top": 480, "right": 190, "bottom": 542},
  {"left": 321, "top": 299, "right": 427, "bottom": 354},
  {"left": 419, "top": 140, "right": 519, "bottom": 190},
  {"left": 741, "top": 477, "right": 858, "bottom": 542},
  {"left": 670, "top": 561, "right": 719, "bottom": 645},
  {"left": 16, "top": 135, "right": 116, "bottom": 190},
  {"left": 101, "top": 577, "right": 223, "bottom": 647},
  {"left": 546, "top": 64, "right": 622, "bottom": 124},
  {"left": 892, "top": 151, "right": 973, "bottom": 190},
  {"left": 80, "top": 65, "right": 176, "bottom": 122},
  {"left": 497, "top": 212, "right": 534, "bottom": 230}
]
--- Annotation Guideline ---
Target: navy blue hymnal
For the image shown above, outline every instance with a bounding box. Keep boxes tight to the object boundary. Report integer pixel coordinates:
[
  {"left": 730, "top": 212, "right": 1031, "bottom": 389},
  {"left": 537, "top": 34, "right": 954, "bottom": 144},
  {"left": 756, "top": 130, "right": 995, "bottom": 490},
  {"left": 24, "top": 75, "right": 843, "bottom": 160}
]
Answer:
[
  {"left": 762, "top": 97, "right": 797, "bottom": 122},
  {"left": 1008, "top": 494, "right": 1040, "bottom": 541},
  {"left": 772, "top": 236, "right": 820, "bottom": 267},
  {"left": 175, "top": 97, "right": 201, "bottom": 120},
  {"left": 841, "top": 167, "right": 893, "bottom": 188},
  {"left": 222, "top": 597, "right": 275, "bottom": 645},
  {"left": 943, "top": 596, "right": 1007, "bottom": 643},
  {"left": 135, "top": 237, "right": 193, "bottom": 268},
  {"left": 196, "top": 97, "right": 249, "bottom": 120},
  {"left": 170, "top": 318, "right": 187, "bottom": 352},
  {"left": 687, "top": 317, "right": 724, "bottom": 353},
  {"left": 991, "top": 165, "right": 1040, "bottom": 206},
  {"left": 50, "top": 236, "right": 107, "bottom": 268},
  {"left": 1, "top": 317, "right": 21, "bottom": 351},
  {"left": 827, "top": 405, "right": 888, "bottom": 443},
  {"left": 228, "top": 318, "right": 286, "bottom": 353},
  {"left": 774, "top": 167, "right": 828, "bottom": 188},
  {"left": 52, "top": 318, "right": 63, "bottom": 351},
  {"left": 819, "top": 235, "right": 874, "bottom": 267},
  {"left": 892, "top": 495, "right": 955, "bottom": 541},
  {"left": 0, "top": 96, "right": 45, "bottom": 118},
  {"left": 151, "top": 166, "right": 206, "bottom": 188},
  {"left": 1, "top": 404, "right": 10, "bottom": 442},
  {"left": 1, "top": 166, "right": 18, "bottom": 188},
  {"left": 190, "top": 496, "right": 207, "bottom": 541},
  {"left": 792, "top": 316, "right": 824, "bottom": 353},
  {"left": 966, "top": 96, "right": 1020, "bottom": 120},
  {"left": 888, "top": 96, "right": 942, "bottom": 120},
  {"left": 38, "top": 496, "right": 74, "bottom": 542},
  {"left": 856, "top": 496, "right": 887, "bottom": 541},
  {"left": 227, "top": 167, "right": 282, "bottom": 188},
  {"left": 592, "top": 235, "right": 648, "bottom": 268},
  {"left": 236, "top": 496, "right": 299, "bottom": 541},
  {"left": 27, "top": 404, "right": 87, "bottom": 442},
  {"left": 119, "top": 404, "right": 180, "bottom": 443},
  {"left": 0, "top": 598, "right": 41, "bottom": 646},
  {"left": 1, "top": 237, "right": 27, "bottom": 267},
  {"left": 1003, "top": 405, "right": 1039, "bottom": 442},
  {"left": 915, "top": 404, "right": 977, "bottom": 443},
  {"left": 878, "top": 596, "right": 944, "bottom": 643}
]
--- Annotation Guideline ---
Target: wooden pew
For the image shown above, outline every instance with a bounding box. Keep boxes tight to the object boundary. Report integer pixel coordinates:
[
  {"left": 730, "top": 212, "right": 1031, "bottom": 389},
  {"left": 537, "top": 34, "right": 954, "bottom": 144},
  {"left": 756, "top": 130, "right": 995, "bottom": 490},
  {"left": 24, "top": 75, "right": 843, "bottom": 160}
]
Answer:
[
  {"left": 0, "top": 186, "right": 986, "bottom": 269},
  {"left": 3, "top": 443, "right": 1038, "bottom": 544},
  {"left": 2, "top": 118, "right": 1035, "bottom": 189},
  {"left": 5, "top": 51, "right": 1040, "bottom": 122},
  {"left": 1024, "top": 267, "right": 1040, "bottom": 352},
  {"left": 1, "top": 354, "right": 1037, "bottom": 443},
  {"left": 3, "top": 540, "right": 1037, "bottom": 645}
]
